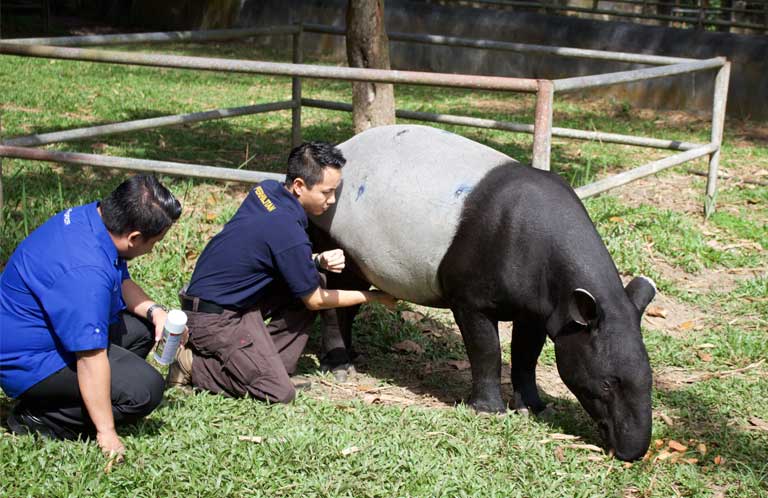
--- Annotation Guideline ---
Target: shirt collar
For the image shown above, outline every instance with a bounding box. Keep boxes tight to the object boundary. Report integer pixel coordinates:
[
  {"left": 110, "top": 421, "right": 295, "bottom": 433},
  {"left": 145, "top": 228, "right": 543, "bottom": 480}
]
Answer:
[
  {"left": 262, "top": 180, "right": 308, "bottom": 229},
  {"left": 85, "top": 201, "right": 122, "bottom": 268}
]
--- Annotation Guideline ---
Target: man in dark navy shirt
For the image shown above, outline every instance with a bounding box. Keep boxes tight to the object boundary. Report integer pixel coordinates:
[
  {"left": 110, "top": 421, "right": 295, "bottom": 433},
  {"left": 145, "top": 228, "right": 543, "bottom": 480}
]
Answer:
[
  {"left": 172, "top": 142, "right": 395, "bottom": 402},
  {"left": 0, "top": 175, "right": 182, "bottom": 461}
]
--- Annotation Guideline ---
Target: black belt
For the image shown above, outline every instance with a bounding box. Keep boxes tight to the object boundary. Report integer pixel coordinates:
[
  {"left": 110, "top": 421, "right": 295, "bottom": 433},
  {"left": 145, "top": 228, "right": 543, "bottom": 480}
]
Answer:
[{"left": 180, "top": 295, "right": 228, "bottom": 314}]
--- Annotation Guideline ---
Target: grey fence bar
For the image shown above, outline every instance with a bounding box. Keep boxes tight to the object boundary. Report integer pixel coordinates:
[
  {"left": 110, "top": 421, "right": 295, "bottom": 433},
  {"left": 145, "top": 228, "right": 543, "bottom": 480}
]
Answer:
[
  {"left": 302, "top": 98, "right": 703, "bottom": 151},
  {"left": 705, "top": 61, "right": 732, "bottom": 218},
  {"left": 574, "top": 143, "right": 718, "bottom": 199},
  {"left": 1, "top": 101, "right": 296, "bottom": 147},
  {"left": 0, "top": 145, "right": 285, "bottom": 184},
  {"left": 553, "top": 57, "right": 725, "bottom": 92},
  {"left": 302, "top": 23, "right": 697, "bottom": 65},
  {"left": 0, "top": 43, "right": 541, "bottom": 93},
  {"left": 0, "top": 23, "right": 729, "bottom": 214},
  {"left": 2, "top": 25, "right": 299, "bottom": 46}
]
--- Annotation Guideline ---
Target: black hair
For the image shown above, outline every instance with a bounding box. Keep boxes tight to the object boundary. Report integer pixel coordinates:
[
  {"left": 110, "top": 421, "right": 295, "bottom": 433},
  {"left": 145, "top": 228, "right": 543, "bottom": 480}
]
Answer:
[
  {"left": 101, "top": 175, "right": 182, "bottom": 238},
  {"left": 285, "top": 141, "right": 346, "bottom": 188}
]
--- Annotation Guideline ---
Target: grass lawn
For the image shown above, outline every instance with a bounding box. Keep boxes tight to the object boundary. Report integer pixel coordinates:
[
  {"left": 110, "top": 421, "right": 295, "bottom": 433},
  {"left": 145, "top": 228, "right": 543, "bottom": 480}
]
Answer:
[{"left": 1, "top": 39, "right": 766, "bottom": 497}]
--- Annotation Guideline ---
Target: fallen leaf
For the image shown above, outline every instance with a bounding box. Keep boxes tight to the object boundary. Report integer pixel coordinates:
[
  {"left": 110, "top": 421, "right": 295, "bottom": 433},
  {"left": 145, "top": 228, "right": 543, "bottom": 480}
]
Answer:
[
  {"left": 206, "top": 212, "right": 217, "bottom": 221},
  {"left": 697, "top": 443, "right": 707, "bottom": 455},
  {"left": 678, "top": 320, "right": 695, "bottom": 331},
  {"left": 392, "top": 339, "right": 424, "bottom": 354},
  {"left": 609, "top": 216, "right": 625, "bottom": 223},
  {"left": 713, "top": 455, "right": 724, "bottom": 465},
  {"left": 659, "top": 412, "right": 675, "bottom": 426},
  {"left": 697, "top": 351, "right": 713, "bottom": 362},
  {"left": 654, "top": 439, "right": 665, "bottom": 449},
  {"left": 341, "top": 446, "right": 360, "bottom": 456},
  {"left": 238, "top": 435, "right": 264, "bottom": 443},
  {"left": 586, "top": 455, "right": 603, "bottom": 462},
  {"left": 550, "top": 433, "right": 580, "bottom": 441},
  {"left": 695, "top": 343, "right": 716, "bottom": 349},
  {"left": 646, "top": 305, "right": 668, "bottom": 318},
  {"left": 554, "top": 446, "right": 565, "bottom": 462},
  {"left": 655, "top": 450, "right": 674, "bottom": 461},
  {"left": 683, "top": 458, "right": 699, "bottom": 465},
  {"left": 355, "top": 385, "right": 377, "bottom": 392},
  {"left": 668, "top": 440, "right": 688, "bottom": 452},
  {"left": 748, "top": 416, "right": 768, "bottom": 432},
  {"left": 622, "top": 462, "right": 633, "bottom": 469},
  {"left": 446, "top": 360, "right": 471, "bottom": 370}
]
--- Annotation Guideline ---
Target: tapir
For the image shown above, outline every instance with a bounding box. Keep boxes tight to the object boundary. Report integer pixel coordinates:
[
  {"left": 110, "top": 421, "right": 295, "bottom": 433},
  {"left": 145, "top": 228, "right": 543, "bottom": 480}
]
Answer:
[{"left": 311, "top": 124, "right": 657, "bottom": 461}]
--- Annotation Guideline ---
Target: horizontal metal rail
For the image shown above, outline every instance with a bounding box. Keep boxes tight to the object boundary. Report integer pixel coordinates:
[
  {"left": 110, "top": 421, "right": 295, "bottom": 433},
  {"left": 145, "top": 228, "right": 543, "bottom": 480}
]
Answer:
[
  {"left": 302, "top": 98, "right": 703, "bottom": 151},
  {"left": 2, "top": 101, "right": 296, "bottom": 147},
  {"left": 1, "top": 25, "right": 300, "bottom": 46},
  {"left": 575, "top": 143, "right": 718, "bottom": 199},
  {"left": 553, "top": 57, "right": 725, "bottom": 92},
  {"left": 302, "top": 23, "right": 696, "bottom": 65},
  {"left": 0, "top": 43, "right": 541, "bottom": 92},
  {"left": 0, "top": 145, "right": 285, "bottom": 183}
]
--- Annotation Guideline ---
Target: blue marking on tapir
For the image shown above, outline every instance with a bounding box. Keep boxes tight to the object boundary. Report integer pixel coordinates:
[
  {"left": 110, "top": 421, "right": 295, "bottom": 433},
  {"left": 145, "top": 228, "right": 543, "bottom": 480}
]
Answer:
[
  {"left": 454, "top": 184, "right": 472, "bottom": 198},
  {"left": 356, "top": 185, "right": 365, "bottom": 201},
  {"left": 311, "top": 125, "right": 657, "bottom": 462}
]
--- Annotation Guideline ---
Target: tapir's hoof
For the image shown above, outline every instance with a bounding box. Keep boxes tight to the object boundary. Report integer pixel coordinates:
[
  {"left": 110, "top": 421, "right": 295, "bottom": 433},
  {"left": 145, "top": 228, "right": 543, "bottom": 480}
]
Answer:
[{"left": 469, "top": 398, "right": 507, "bottom": 414}]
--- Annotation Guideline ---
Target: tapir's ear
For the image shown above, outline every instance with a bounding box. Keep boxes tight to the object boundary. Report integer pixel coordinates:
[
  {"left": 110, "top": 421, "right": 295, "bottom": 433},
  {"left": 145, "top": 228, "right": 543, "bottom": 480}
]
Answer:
[
  {"left": 569, "top": 288, "right": 599, "bottom": 327},
  {"left": 625, "top": 276, "right": 656, "bottom": 315}
]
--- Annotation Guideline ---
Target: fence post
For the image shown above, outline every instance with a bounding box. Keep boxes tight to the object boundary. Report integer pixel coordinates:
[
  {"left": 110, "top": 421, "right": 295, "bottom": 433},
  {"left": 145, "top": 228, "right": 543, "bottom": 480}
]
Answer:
[
  {"left": 291, "top": 23, "right": 303, "bottom": 148},
  {"left": 532, "top": 79, "right": 554, "bottom": 171},
  {"left": 704, "top": 60, "right": 730, "bottom": 219}
]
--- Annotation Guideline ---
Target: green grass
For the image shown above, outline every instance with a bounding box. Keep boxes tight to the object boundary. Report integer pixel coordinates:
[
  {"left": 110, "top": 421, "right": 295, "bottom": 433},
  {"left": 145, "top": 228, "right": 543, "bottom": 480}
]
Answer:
[{"left": 1, "top": 40, "right": 767, "bottom": 497}]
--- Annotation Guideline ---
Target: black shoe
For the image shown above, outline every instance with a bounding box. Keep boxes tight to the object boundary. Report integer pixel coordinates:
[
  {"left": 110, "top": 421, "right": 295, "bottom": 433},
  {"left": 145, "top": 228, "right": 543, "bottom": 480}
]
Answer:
[{"left": 7, "top": 404, "right": 77, "bottom": 440}]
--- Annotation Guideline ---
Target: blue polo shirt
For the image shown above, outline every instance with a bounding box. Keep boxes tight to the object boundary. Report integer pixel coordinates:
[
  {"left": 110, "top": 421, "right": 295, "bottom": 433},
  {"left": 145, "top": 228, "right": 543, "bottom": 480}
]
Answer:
[
  {"left": 0, "top": 202, "right": 129, "bottom": 398},
  {"left": 187, "top": 180, "right": 319, "bottom": 309}
]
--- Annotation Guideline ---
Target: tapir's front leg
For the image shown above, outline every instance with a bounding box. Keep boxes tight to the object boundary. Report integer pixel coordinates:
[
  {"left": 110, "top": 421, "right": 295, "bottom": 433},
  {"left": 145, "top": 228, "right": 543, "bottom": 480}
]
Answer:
[
  {"left": 510, "top": 319, "right": 547, "bottom": 413},
  {"left": 452, "top": 307, "right": 505, "bottom": 413}
]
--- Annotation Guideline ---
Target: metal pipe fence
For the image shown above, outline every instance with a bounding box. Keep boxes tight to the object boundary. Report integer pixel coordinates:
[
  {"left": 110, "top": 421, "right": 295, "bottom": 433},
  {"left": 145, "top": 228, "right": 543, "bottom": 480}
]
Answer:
[{"left": 0, "top": 22, "right": 729, "bottom": 216}]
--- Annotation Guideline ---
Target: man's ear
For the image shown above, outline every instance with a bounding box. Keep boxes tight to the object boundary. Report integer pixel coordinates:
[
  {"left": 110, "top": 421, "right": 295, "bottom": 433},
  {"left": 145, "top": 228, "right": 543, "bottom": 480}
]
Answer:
[
  {"left": 126, "top": 230, "right": 143, "bottom": 247},
  {"left": 292, "top": 177, "right": 307, "bottom": 196}
]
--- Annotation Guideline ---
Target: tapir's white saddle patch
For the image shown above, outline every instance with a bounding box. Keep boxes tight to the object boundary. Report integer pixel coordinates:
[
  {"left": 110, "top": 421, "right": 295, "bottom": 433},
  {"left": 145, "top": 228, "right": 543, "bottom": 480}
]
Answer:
[{"left": 312, "top": 125, "right": 517, "bottom": 306}]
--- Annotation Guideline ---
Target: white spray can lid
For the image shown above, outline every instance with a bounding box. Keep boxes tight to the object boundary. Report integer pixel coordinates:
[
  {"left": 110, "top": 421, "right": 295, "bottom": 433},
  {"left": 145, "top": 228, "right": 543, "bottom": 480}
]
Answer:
[{"left": 164, "top": 309, "right": 188, "bottom": 334}]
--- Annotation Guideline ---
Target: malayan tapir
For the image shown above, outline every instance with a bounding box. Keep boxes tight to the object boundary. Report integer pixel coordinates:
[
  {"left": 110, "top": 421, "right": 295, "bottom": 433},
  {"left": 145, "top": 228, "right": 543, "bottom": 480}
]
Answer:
[{"left": 310, "top": 124, "right": 657, "bottom": 461}]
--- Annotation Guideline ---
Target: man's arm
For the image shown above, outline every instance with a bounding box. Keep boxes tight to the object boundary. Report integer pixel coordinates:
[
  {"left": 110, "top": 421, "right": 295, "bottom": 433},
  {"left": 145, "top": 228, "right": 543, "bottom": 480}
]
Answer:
[
  {"left": 76, "top": 349, "right": 125, "bottom": 458},
  {"left": 301, "top": 287, "right": 396, "bottom": 311},
  {"left": 122, "top": 279, "right": 167, "bottom": 341}
]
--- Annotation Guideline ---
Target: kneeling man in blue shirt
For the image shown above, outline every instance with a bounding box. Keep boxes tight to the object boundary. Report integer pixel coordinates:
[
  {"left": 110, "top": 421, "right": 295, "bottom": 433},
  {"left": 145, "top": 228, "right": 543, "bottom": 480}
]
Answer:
[
  {"left": 172, "top": 142, "right": 396, "bottom": 402},
  {"left": 0, "top": 175, "right": 181, "bottom": 460}
]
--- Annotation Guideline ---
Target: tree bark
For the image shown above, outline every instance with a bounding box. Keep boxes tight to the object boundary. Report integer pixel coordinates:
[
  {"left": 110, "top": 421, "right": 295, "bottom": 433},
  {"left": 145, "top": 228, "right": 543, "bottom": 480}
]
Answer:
[{"left": 346, "top": 0, "right": 396, "bottom": 134}]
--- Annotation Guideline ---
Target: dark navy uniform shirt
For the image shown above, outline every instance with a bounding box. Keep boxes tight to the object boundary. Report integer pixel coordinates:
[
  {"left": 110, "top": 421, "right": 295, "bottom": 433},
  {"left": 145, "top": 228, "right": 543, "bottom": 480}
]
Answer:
[
  {"left": 186, "top": 180, "right": 319, "bottom": 309},
  {"left": 0, "top": 202, "right": 130, "bottom": 398}
]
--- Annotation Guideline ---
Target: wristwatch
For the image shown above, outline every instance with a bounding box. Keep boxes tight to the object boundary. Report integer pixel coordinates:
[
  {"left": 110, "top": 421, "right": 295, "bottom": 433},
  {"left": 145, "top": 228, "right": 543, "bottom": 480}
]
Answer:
[{"left": 146, "top": 303, "right": 168, "bottom": 323}]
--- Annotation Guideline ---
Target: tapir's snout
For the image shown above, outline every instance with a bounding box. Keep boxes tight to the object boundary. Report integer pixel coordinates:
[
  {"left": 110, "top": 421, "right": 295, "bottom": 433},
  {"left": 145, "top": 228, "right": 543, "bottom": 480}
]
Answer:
[{"left": 599, "top": 410, "right": 652, "bottom": 462}]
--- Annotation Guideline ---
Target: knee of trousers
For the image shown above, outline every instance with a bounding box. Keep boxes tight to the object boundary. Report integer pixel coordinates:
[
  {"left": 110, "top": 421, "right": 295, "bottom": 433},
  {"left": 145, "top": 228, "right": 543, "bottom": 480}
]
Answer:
[{"left": 115, "top": 365, "right": 165, "bottom": 419}]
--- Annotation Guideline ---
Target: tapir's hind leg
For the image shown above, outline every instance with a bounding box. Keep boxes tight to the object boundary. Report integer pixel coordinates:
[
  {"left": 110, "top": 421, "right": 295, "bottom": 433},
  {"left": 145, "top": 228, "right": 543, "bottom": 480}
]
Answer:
[
  {"left": 510, "top": 319, "right": 547, "bottom": 413},
  {"left": 452, "top": 307, "right": 505, "bottom": 413}
]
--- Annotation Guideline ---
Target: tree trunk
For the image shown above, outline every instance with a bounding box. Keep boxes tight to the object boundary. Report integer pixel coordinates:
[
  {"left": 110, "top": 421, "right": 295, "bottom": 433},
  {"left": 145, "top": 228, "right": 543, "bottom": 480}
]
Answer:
[{"left": 346, "top": 0, "right": 396, "bottom": 134}]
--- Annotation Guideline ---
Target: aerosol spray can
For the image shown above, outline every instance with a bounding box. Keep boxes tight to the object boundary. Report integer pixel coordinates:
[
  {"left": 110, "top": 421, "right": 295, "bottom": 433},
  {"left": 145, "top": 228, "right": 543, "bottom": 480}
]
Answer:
[{"left": 153, "top": 309, "right": 188, "bottom": 365}]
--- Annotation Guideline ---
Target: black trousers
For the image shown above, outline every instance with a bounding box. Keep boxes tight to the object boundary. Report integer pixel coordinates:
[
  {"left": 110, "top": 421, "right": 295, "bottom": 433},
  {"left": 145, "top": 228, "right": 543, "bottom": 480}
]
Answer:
[{"left": 17, "top": 312, "right": 164, "bottom": 439}]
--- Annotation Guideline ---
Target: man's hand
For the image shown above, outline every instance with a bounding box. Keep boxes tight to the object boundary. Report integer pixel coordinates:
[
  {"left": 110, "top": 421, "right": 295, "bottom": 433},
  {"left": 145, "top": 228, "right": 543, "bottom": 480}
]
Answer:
[
  {"left": 97, "top": 428, "right": 126, "bottom": 461},
  {"left": 317, "top": 249, "right": 346, "bottom": 273},
  {"left": 150, "top": 307, "right": 169, "bottom": 342},
  {"left": 370, "top": 290, "right": 398, "bottom": 309}
]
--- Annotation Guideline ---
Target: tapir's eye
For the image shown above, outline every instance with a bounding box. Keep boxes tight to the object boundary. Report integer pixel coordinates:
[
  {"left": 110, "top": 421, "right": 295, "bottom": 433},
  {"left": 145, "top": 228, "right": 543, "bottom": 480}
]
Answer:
[{"left": 601, "top": 378, "right": 618, "bottom": 392}]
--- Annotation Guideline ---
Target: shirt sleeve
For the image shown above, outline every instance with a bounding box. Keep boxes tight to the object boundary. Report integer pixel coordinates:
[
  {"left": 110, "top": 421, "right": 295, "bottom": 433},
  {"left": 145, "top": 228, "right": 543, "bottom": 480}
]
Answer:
[
  {"left": 38, "top": 267, "right": 113, "bottom": 352},
  {"left": 273, "top": 243, "right": 320, "bottom": 298}
]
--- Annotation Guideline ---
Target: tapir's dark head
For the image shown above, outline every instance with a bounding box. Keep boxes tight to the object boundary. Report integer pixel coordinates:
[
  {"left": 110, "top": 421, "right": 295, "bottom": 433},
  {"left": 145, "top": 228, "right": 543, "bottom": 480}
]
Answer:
[{"left": 547, "top": 276, "right": 656, "bottom": 461}]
